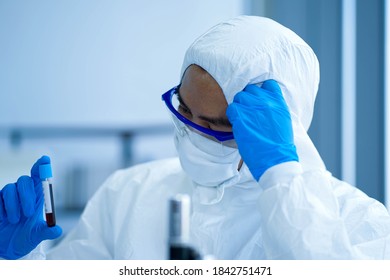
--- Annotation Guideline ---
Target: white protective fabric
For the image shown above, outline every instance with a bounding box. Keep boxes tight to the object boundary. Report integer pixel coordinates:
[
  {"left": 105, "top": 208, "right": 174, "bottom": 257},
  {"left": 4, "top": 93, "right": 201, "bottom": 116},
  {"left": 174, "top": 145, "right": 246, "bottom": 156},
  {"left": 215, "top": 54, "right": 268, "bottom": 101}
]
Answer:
[
  {"left": 173, "top": 129, "right": 242, "bottom": 188},
  {"left": 181, "top": 15, "right": 324, "bottom": 174},
  {"left": 43, "top": 16, "right": 390, "bottom": 260}
]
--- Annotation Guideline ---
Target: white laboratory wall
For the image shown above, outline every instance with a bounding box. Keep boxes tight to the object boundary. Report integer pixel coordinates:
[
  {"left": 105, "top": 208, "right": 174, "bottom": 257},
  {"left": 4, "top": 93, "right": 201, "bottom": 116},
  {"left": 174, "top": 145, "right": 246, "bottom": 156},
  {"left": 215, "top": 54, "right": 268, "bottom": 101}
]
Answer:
[{"left": 0, "top": 0, "right": 246, "bottom": 127}]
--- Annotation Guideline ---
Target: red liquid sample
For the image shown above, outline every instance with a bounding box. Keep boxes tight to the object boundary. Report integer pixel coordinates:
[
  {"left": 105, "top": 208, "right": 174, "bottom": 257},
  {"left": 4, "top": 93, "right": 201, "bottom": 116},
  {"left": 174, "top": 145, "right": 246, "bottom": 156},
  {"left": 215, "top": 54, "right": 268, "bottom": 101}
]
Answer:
[
  {"left": 45, "top": 183, "right": 56, "bottom": 227},
  {"left": 46, "top": 212, "right": 56, "bottom": 227}
]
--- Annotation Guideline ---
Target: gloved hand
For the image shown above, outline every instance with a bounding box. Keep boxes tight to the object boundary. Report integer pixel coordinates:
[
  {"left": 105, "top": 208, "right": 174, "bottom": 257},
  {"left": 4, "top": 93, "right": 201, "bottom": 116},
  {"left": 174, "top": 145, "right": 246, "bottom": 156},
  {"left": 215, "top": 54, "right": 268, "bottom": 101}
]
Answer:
[
  {"left": 0, "top": 156, "right": 62, "bottom": 259},
  {"left": 226, "top": 80, "right": 298, "bottom": 181}
]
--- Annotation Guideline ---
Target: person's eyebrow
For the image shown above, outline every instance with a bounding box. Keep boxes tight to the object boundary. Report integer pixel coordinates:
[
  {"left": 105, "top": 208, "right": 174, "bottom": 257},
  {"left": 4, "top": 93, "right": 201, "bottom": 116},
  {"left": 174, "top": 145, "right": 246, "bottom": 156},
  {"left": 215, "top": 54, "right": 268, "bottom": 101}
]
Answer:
[
  {"left": 198, "top": 115, "right": 232, "bottom": 128},
  {"left": 177, "top": 86, "right": 232, "bottom": 128},
  {"left": 176, "top": 89, "right": 192, "bottom": 115}
]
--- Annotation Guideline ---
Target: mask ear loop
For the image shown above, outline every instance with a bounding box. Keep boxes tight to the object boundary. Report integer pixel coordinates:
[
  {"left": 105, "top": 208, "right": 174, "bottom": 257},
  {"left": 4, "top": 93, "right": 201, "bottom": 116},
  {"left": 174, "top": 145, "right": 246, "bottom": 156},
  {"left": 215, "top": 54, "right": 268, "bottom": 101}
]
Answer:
[{"left": 237, "top": 159, "right": 244, "bottom": 171}]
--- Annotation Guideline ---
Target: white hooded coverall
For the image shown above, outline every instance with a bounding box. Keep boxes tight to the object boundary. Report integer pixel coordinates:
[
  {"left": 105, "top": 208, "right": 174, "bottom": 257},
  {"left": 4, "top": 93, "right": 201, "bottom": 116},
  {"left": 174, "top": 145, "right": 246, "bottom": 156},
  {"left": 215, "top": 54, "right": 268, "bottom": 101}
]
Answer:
[{"left": 45, "top": 16, "right": 390, "bottom": 259}]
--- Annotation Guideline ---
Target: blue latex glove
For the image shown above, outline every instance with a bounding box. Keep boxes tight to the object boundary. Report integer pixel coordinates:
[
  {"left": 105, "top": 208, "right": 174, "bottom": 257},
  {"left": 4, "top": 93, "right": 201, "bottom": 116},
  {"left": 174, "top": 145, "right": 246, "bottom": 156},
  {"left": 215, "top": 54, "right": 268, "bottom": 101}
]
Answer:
[
  {"left": 226, "top": 80, "right": 298, "bottom": 181},
  {"left": 0, "top": 156, "right": 62, "bottom": 259}
]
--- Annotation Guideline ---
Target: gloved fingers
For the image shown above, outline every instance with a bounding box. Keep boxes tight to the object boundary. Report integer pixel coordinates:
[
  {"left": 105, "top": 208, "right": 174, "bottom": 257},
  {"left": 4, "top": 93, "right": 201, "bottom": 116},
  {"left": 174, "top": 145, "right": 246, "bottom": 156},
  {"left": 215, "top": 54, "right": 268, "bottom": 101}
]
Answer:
[
  {"left": 227, "top": 86, "right": 268, "bottom": 123},
  {"left": 16, "top": 176, "right": 36, "bottom": 217},
  {"left": 260, "top": 80, "right": 289, "bottom": 108},
  {"left": 244, "top": 83, "right": 266, "bottom": 94},
  {"left": 232, "top": 85, "right": 273, "bottom": 107},
  {"left": 33, "top": 221, "right": 62, "bottom": 244},
  {"left": 233, "top": 80, "right": 286, "bottom": 107},
  {"left": 30, "top": 155, "right": 51, "bottom": 186},
  {"left": 232, "top": 86, "right": 260, "bottom": 106},
  {"left": 260, "top": 79, "right": 282, "bottom": 95},
  {"left": 243, "top": 80, "right": 281, "bottom": 96},
  {"left": 2, "top": 183, "right": 21, "bottom": 224},
  {"left": 247, "top": 82, "right": 285, "bottom": 102},
  {"left": 226, "top": 102, "right": 242, "bottom": 123}
]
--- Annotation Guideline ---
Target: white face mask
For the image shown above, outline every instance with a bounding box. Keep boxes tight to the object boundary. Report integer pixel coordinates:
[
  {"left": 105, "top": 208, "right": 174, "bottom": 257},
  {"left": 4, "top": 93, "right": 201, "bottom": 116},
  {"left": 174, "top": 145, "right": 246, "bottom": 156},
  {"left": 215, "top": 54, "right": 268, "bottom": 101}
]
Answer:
[{"left": 174, "top": 129, "right": 244, "bottom": 188}]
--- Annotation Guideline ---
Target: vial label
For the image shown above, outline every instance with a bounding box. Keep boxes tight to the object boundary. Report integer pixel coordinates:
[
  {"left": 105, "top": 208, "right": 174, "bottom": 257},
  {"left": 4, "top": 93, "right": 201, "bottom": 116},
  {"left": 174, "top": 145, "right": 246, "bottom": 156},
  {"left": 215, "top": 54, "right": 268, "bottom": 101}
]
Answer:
[{"left": 42, "top": 181, "right": 53, "bottom": 213}]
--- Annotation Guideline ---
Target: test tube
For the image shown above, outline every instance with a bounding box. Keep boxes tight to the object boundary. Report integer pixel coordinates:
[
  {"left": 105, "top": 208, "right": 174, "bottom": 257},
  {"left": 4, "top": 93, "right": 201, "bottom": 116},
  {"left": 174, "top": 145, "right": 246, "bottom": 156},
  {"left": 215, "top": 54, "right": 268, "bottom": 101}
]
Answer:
[
  {"left": 39, "top": 163, "right": 56, "bottom": 227},
  {"left": 168, "top": 194, "right": 201, "bottom": 260}
]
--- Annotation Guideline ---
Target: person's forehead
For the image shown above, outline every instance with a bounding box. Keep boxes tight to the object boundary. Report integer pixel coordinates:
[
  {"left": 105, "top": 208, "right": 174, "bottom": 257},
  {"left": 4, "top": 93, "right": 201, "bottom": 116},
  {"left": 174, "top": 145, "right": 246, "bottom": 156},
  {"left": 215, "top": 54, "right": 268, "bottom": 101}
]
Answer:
[
  {"left": 180, "top": 65, "right": 228, "bottom": 116},
  {"left": 181, "top": 65, "right": 224, "bottom": 98}
]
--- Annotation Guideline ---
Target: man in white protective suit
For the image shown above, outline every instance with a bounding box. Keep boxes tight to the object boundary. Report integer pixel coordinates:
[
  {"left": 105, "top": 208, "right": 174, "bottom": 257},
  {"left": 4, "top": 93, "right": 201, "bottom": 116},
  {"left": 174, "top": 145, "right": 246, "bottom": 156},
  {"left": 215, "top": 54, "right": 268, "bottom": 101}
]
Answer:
[{"left": 1, "top": 16, "right": 390, "bottom": 260}]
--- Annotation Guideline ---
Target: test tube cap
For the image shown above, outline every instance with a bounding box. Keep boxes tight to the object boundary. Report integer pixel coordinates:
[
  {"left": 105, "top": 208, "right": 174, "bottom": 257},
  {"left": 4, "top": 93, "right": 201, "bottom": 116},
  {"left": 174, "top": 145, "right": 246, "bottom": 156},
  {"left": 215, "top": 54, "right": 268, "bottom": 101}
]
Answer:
[{"left": 39, "top": 163, "right": 53, "bottom": 179}]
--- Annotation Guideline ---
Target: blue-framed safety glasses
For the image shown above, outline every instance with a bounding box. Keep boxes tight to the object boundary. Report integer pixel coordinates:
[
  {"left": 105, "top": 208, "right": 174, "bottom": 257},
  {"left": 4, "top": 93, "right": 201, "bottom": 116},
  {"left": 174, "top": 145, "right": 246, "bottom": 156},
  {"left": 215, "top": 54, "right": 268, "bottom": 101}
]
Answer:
[{"left": 162, "top": 86, "right": 235, "bottom": 144}]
